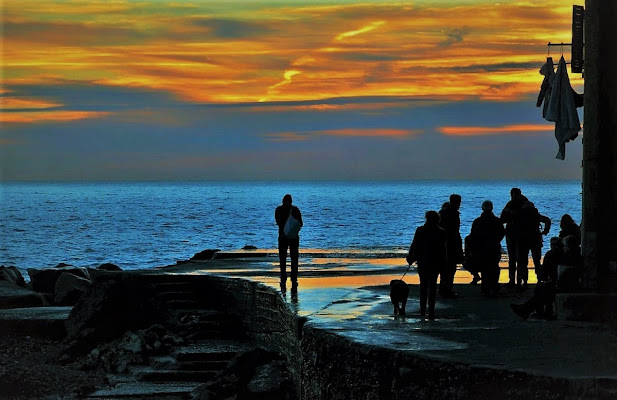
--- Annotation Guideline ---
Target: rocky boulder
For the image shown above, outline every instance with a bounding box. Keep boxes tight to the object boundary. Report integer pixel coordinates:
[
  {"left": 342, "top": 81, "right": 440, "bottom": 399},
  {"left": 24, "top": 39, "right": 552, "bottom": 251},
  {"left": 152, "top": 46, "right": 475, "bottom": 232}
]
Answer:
[
  {"left": 28, "top": 267, "right": 92, "bottom": 293},
  {"left": 54, "top": 272, "right": 93, "bottom": 306},
  {"left": 97, "top": 263, "right": 122, "bottom": 271},
  {"left": 0, "top": 265, "right": 26, "bottom": 288},
  {"left": 191, "top": 249, "right": 221, "bottom": 260},
  {"left": 0, "top": 281, "right": 50, "bottom": 309}
]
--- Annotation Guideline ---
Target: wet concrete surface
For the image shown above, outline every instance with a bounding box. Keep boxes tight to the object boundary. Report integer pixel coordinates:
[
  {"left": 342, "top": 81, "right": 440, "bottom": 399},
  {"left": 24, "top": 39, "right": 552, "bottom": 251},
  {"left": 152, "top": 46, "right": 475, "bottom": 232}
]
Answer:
[{"left": 162, "top": 254, "right": 617, "bottom": 381}]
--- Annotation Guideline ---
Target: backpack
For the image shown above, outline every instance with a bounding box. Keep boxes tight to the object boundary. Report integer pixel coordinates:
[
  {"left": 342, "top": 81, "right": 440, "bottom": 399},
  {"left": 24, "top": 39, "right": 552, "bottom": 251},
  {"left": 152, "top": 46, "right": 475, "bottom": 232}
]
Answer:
[{"left": 283, "top": 208, "right": 301, "bottom": 239}]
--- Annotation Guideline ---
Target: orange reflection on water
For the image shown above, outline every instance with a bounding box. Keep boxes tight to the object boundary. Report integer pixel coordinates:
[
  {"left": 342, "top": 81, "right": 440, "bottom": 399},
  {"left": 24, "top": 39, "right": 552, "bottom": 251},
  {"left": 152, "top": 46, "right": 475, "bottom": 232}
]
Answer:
[{"left": 296, "top": 274, "right": 419, "bottom": 289}]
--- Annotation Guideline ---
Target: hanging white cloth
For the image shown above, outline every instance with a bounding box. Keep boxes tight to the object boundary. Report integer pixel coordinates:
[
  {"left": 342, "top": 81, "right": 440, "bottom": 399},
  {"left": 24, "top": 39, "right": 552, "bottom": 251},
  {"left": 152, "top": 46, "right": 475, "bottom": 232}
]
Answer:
[{"left": 545, "top": 56, "right": 581, "bottom": 160}]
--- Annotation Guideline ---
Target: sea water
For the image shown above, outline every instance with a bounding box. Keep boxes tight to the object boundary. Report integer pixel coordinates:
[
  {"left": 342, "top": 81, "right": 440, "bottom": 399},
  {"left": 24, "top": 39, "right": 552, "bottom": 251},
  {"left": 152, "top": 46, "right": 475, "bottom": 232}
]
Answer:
[{"left": 0, "top": 181, "right": 581, "bottom": 275}]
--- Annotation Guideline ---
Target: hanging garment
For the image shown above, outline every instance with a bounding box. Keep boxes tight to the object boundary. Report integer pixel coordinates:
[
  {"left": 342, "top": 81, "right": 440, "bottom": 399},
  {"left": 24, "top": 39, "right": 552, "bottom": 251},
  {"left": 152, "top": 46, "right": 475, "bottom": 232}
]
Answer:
[
  {"left": 545, "top": 56, "right": 581, "bottom": 160},
  {"left": 536, "top": 57, "right": 554, "bottom": 118}
]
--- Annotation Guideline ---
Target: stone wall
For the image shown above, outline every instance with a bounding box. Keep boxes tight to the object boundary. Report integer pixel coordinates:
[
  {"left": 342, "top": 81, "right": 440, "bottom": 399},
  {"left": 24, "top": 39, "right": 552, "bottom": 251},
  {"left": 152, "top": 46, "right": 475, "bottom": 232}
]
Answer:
[{"left": 300, "top": 326, "right": 597, "bottom": 400}]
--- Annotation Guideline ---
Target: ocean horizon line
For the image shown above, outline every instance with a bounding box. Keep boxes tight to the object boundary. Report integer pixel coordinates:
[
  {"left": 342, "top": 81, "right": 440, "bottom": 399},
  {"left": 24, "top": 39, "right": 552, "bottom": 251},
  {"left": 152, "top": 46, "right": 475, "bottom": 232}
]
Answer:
[{"left": 0, "top": 178, "right": 581, "bottom": 184}]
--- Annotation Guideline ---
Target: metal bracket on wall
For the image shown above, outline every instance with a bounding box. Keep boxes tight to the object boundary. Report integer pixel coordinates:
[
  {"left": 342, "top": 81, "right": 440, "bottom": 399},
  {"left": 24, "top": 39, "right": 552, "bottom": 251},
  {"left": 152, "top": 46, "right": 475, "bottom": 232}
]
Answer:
[{"left": 547, "top": 5, "right": 584, "bottom": 75}]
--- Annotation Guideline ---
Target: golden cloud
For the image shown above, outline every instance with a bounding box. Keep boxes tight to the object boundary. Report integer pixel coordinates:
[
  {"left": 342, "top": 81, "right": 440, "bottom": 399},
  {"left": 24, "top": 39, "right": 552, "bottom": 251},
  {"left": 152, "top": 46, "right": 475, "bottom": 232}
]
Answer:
[
  {"left": 265, "top": 127, "right": 422, "bottom": 141},
  {"left": 1, "top": 111, "right": 111, "bottom": 123},
  {"left": 438, "top": 123, "right": 555, "bottom": 136},
  {"left": 2, "top": 0, "right": 581, "bottom": 105}
]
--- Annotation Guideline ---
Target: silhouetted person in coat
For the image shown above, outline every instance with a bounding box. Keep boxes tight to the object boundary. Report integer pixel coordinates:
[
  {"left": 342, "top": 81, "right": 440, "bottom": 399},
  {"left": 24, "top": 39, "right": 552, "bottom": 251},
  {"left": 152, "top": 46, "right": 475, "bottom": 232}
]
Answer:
[
  {"left": 438, "top": 194, "right": 463, "bottom": 298},
  {"left": 500, "top": 188, "right": 529, "bottom": 288},
  {"left": 511, "top": 236, "right": 563, "bottom": 320},
  {"left": 516, "top": 201, "right": 550, "bottom": 290},
  {"left": 275, "top": 194, "right": 303, "bottom": 287},
  {"left": 526, "top": 203, "right": 552, "bottom": 274},
  {"left": 407, "top": 210, "right": 447, "bottom": 320},
  {"left": 470, "top": 200, "right": 505, "bottom": 297}
]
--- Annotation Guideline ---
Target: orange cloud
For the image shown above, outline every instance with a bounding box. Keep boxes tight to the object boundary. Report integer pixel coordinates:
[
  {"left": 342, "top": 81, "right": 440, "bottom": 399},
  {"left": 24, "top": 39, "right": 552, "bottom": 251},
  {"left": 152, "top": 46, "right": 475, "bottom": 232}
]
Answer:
[
  {"left": 438, "top": 124, "right": 555, "bottom": 136},
  {"left": 1, "top": 111, "right": 111, "bottom": 123},
  {"left": 265, "top": 128, "right": 422, "bottom": 141},
  {"left": 2, "top": 0, "right": 582, "bottom": 105},
  {"left": 1, "top": 97, "right": 62, "bottom": 109}
]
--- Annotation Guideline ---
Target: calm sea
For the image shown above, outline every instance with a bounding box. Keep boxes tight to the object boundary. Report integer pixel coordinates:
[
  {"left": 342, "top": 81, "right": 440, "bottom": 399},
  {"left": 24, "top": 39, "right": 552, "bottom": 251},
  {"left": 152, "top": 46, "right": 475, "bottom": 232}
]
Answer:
[{"left": 0, "top": 181, "right": 581, "bottom": 275}]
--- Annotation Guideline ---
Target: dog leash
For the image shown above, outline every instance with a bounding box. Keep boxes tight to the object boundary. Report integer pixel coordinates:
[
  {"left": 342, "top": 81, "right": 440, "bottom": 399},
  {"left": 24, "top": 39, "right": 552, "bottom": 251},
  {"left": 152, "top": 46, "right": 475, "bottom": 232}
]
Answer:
[{"left": 400, "top": 262, "right": 413, "bottom": 280}]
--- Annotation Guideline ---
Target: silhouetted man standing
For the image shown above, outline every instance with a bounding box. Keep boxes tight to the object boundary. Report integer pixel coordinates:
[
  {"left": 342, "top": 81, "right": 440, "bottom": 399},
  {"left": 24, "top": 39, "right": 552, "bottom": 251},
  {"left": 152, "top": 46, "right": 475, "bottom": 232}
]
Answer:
[
  {"left": 470, "top": 200, "right": 505, "bottom": 296},
  {"left": 407, "top": 210, "right": 447, "bottom": 320},
  {"left": 518, "top": 201, "right": 551, "bottom": 290},
  {"left": 275, "top": 194, "right": 303, "bottom": 288},
  {"left": 500, "top": 188, "right": 528, "bottom": 288},
  {"left": 439, "top": 194, "right": 463, "bottom": 298}
]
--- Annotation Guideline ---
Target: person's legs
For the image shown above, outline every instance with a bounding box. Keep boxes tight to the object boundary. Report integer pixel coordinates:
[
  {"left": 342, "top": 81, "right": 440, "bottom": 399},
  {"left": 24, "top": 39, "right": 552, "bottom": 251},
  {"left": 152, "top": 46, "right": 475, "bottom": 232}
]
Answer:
[
  {"left": 278, "top": 236, "right": 289, "bottom": 282},
  {"left": 516, "top": 240, "right": 530, "bottom": 287},
  {"left": 506, "top": 235, "right": 517, "bottom": 286},
  {"left": 439, "top": 262, "right": 456, "bottom": 296},
  {"left": 530, "top": 239, "right": 542, "bottom": 270},
  {"left": 289, "top": 238, "right": 299, "bottom": 284},
  {"left": 428, "top": 271, "right": 438, "bottom": 319},
  {"left": 419, "top": 268, "right": 428, "bottom": 317}
]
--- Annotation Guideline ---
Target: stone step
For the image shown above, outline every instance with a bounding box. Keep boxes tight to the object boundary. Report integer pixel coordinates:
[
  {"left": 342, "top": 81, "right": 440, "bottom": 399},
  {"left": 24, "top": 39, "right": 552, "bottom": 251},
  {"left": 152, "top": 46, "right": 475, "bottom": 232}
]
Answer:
[
  {"left": 158, "top": 291, "right": 197, "bottom": 302},
  {"left": 139, "top": 369, "right": 217, "bottom": 383},
  {"left": 87, "top": 381, "right": 198, "bottom": 399},
  {"left": 175, "top": 350, "right": 239, "bottom": 363},
  {"left": 174, "top": 340, "right": 254, "bottom": 362},
  {"left": 175, "top": 309, "right": 234, "bottom": 321},
  {"left": 183, "top": 319, "right": 243, "bottom": 331},
  {"left": 177, "top": 360, "right": 229, "bottom": 371},
  {"left": 152, "top": 281, "right": 196, "bottom": 293},
  {"left": 149, "top": 356, "right": 229, "bottom": 371},
  {"left": 165, "top": 299, "right": 201, "bottom": 309},
  {"left": 186, "top": 328, "right": 245, "bottom": 341}
]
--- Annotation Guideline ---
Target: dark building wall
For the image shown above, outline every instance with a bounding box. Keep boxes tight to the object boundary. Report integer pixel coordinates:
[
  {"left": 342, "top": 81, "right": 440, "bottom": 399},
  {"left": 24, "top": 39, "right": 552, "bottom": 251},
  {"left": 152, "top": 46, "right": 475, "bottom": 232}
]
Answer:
[{"left": 582, "top": 1, "right": 617, "bottom": 291}]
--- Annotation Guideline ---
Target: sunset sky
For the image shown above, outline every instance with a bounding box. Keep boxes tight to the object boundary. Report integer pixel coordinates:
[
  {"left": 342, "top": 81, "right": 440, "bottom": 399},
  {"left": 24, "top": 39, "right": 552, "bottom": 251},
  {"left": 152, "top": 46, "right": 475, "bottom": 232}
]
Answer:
[{"left": 1, "top": 0, "right": 585, "bottom": 181}]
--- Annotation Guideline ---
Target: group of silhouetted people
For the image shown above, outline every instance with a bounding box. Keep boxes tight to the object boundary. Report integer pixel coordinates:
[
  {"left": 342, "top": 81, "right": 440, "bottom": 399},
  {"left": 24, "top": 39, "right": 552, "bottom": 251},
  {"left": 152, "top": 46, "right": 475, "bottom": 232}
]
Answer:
[
  {"left": 275, "top": 189, "right": 582, "bottom": 321},
  {"left": 405, "top": 188, "right": 582, "bottom": 321}
]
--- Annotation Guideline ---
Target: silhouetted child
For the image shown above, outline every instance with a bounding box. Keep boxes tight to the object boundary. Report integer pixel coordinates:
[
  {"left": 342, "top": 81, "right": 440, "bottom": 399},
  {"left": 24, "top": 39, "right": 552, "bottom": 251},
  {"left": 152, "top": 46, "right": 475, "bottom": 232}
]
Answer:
[{"left": 510, "top": 237, "right": 563, "bottom": 320}]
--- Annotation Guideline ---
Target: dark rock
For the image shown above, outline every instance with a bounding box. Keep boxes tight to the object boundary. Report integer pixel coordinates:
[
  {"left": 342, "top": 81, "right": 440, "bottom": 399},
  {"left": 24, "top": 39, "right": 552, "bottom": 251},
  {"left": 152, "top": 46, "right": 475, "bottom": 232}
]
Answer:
[
  {"left": 0, "top": 265, "right": 25, "bottom": 288},
  {"left": 54, "top": 263, "right": 73, "bottom": 268},
  {"left": 54, "top": 272, "right": 92, "bottom": 306},
  {"left": 243, "top": 245, "right": 258, "bottom": 250},
  {"left": 191, "top": 249, "right": 220, "bottom": 260},
  {"left": 97, "top": 263, "right": 122, "bottom": 271},
  {"left": 28, "top": 268, "right": 64, "bottom": 293},
  {"left": 28, "top": 268, "right": 91, "bottom": 293},
  {"left": 0, "top": 281, "right": 50, "bottom": 309}
]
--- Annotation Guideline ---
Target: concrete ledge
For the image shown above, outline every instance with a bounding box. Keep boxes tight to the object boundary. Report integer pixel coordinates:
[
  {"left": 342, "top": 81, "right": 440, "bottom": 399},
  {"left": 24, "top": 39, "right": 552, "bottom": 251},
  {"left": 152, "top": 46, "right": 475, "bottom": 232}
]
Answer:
[
  {"left": 556, "top": 292, "right": 617, "bottom": 324},
  {"left": 0, "top": 306, "right": 72, "bottom": 339}
]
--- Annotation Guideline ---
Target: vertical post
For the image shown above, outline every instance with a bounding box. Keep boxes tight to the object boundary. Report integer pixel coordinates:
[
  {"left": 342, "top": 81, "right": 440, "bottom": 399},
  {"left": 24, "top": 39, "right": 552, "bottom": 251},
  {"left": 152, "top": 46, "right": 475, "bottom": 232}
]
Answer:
[{"left": 582, "top": 1, "right": 617, "bottom": 292}]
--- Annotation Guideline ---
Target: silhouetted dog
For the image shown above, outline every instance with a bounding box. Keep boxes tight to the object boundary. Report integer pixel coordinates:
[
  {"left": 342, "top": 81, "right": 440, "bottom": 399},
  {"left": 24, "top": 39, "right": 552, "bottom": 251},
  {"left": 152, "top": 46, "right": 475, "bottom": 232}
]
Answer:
[{"left": 390, "top": 279, "right": 409, "bottom": 316}]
